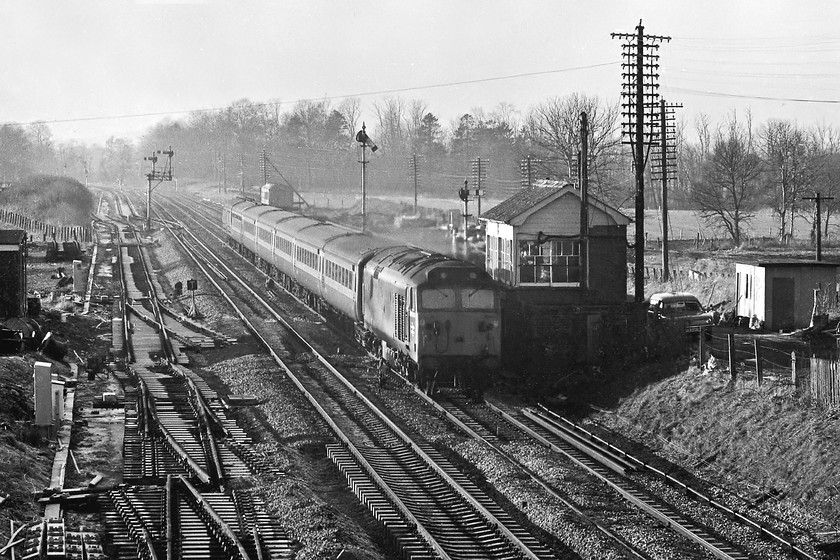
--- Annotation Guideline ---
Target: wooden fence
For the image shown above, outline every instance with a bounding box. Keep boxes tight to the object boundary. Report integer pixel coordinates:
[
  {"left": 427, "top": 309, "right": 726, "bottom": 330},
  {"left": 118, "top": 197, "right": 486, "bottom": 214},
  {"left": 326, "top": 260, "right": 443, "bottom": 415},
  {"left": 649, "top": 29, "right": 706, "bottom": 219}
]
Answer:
[
  {"left": 628, "top": 266, "right": 733, "bottom": 281},
  {"left": 702, "top": 329, "right": 840, "bottom": 406},
  {"left": 806, "top": 357, "right": 840, "bottom": 407},
  {"left": 0, "top": 209, "right": 92, "bottom": 243}
]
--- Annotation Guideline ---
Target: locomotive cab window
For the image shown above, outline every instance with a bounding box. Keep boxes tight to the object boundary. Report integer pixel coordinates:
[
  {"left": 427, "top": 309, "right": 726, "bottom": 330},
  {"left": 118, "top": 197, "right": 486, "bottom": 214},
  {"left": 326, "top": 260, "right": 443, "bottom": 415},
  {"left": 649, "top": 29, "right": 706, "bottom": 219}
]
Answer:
[
  {"left": 420, "top": 288, "right": 455, "bottom": 309},
  {"left": 462, "top": 288, "right": 495, "bottom": 309}
]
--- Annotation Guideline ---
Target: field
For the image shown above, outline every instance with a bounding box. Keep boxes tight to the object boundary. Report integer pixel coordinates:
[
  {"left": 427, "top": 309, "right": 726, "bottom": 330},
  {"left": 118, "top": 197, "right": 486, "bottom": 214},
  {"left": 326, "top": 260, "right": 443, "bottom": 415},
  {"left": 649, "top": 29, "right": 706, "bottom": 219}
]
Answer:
[
  {"left": 645, "top": 208, "right": 817, "bottom": 242},
  {"left": 301, "top": 190, "right": 825, "bottom": 243}
]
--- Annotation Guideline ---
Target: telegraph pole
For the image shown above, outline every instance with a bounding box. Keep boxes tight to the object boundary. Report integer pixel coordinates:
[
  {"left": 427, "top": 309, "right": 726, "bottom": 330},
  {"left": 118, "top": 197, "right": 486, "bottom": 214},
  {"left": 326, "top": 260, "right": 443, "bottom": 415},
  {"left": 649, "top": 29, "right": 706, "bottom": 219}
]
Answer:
[
  {"left": 612, "top": 20, "right": 670, "bottom": 303},
  {"left": 803, "top": 193, "right": 834, "bottom": 261},
  {"left": 144, "top": 147, "right": 174, "bottom": 231},
  {"left": 652, "top": 99, "right": 681, "bottom": 280},
  {"left": 408, "top": 154, "right": 421, "bottom": 214},
  {"left": 580, "top": 112, "right": 589, "bottom": 291},
  {"left": 519, "top": 156, "right": 541, "bottom": 187},
  {"left": 260, "top": 150, "right": 268, "bottom": 186}
]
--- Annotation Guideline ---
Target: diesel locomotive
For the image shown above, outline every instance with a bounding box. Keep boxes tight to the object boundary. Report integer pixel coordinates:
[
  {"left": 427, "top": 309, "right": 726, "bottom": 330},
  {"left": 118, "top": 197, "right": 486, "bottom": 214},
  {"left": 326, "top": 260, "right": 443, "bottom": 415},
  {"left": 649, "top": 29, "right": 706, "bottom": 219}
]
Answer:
[{"left": 222, "top": 200, "right": 501, "bottom": 392}]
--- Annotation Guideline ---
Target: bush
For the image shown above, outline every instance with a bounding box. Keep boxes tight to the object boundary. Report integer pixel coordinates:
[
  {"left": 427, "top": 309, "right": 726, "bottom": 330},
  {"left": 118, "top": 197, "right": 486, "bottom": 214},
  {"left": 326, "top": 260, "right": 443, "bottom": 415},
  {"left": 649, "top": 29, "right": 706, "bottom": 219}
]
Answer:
[{"left": 0, "top": 175, "right": 94, "bottom": 225}]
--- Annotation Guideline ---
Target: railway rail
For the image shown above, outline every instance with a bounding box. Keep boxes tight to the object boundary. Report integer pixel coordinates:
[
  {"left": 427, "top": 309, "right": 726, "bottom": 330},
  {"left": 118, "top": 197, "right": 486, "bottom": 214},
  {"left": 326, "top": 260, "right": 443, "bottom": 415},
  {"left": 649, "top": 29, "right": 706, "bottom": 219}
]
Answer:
[
  {"left": 153, "top": 195, "right": 561, "bottom": 559},
  {"left": 140, "top": 190, "right": 829, "bottom": 559},
  {"left": 152, "top": 192, "right": 756, "bottom": 559},
  {"left": 484, "top": 399, "right": 823, "bottom": 560},
  {"left": 97, "top": 192, "right": 292, "bottom": 559}
]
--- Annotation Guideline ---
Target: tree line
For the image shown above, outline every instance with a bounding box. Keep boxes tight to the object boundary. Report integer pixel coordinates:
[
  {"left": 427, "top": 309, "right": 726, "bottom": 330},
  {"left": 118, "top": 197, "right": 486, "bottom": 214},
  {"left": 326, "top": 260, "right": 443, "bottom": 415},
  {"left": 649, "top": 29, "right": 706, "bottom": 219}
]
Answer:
[
  {"left": 3, "top": 94, "right": 839, "bottom": 244},
  {"left": 680, "top": 111, "right": 840, "bottom": 245}
]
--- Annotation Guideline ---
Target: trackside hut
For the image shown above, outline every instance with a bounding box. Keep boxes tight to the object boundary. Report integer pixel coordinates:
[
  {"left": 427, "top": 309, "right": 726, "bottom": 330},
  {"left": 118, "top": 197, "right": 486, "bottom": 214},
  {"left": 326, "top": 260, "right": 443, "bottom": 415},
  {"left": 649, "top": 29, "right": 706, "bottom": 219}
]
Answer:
[
  {"left": 735, "top": 261, "right": 839, "bottom": 331},
  {"left": 479, "top": 180, "right": 630, "bottom": 368},
  {"left": 0, "top": 229, "right": 27, "bottom": 319}
]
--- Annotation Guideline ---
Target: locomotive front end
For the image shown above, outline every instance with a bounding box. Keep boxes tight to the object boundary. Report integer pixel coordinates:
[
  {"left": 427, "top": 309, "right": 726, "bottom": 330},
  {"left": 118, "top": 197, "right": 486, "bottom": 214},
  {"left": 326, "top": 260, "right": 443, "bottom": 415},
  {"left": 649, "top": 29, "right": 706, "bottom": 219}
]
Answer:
[{"left": 415, "top": 267, "right": 501, "bottom": 391}]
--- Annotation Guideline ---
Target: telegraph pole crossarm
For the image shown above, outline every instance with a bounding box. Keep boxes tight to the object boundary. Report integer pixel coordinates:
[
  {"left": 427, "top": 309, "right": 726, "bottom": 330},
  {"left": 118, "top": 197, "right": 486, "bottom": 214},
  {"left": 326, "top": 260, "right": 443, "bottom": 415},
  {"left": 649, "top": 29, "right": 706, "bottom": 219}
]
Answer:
[
  {"left": 612, "top": 19, "right": 671, "bottom": 303},
  {"left": 803, "top": 192, "right": 834, "bottom": 261},
  {"left": 519, "top": 156, "right": 541, "bottom": 188},
  {"left": 653, "top": 99, "right": 682, "bottom": 281},
  {"left": 409, "top": 154, "right": 423, "bottom": 215}
]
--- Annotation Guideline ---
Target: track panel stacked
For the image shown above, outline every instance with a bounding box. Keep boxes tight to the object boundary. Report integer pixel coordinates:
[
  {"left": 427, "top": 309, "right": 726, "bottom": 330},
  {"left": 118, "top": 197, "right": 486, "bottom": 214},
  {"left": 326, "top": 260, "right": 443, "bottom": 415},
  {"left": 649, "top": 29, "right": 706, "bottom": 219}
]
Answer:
[{"left": 103, "top": 211, "right": 293, "bottom": 558}]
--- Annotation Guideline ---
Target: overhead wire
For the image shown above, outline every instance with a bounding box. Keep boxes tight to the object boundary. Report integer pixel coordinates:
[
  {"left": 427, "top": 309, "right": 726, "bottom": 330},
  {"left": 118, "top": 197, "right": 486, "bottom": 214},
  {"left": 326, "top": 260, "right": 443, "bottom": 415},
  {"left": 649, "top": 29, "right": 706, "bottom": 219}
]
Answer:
[
  {"left": 657, "top": 34, "right": 840, "bottom": 105},
  {"left": 0, "top": 61, "right": 619, "bottom": 129},
  {"left": 661, "top": 86, "right": 840, "bottom": 105}
]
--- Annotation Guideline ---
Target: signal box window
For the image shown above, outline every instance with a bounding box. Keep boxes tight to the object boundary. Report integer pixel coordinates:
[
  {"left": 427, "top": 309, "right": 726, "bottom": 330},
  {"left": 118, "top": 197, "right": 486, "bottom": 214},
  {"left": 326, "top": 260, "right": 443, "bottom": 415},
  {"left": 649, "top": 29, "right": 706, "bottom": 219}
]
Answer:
[{"left": 518, "top": 239, "right": 580, "bottom": 286}]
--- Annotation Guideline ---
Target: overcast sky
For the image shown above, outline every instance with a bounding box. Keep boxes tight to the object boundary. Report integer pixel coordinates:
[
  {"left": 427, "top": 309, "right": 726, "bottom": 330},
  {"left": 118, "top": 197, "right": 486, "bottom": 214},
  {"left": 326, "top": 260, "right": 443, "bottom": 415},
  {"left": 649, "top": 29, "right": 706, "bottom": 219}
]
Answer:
[{"left": 3, "top": 0, "right": 838, "bottom": 144}]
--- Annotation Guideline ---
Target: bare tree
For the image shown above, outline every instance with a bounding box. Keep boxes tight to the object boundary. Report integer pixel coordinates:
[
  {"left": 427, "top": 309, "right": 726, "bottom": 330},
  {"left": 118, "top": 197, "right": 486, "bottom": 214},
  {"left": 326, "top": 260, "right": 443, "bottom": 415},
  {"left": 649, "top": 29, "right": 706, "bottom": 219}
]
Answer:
[
  {"left": 28, "top": 121, "right": 52, "bottom": 148},
  {"left": 525, "top": 93, "right": 623, "bottom": 200},
  {"left": 373, "top": 96, "right": 408, "bottom": 152},
  {"left": 490, "top": 102, "right": 520, "bottom": 133},
  {"left": 99, "top": 137, "right": 135, "bottom": 187},
  {"left": 760, "top": 120, "right": 813, "bottom": 242},
  {"left": 337, "top": 97, "right": 362, "bottom": 140},
  {"left": 695, "top": 113, "right": 712, "bottom": 158},
  {"left": 691, "top": 112, "right": 763, "bottom": 245},
  {"left": 405, "top": 99, "right": 428, "bottom": 152},
  {"left": 807, "top": 125, "right": 840, "bottom": 236}
]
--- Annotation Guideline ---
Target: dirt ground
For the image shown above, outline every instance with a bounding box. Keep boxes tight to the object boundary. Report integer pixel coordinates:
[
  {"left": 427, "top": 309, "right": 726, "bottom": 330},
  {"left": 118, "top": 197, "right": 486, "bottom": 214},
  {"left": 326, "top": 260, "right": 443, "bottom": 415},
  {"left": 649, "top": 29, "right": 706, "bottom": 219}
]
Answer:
[{"left": 0, "top": 240, "right": 117, "bottom": 544}]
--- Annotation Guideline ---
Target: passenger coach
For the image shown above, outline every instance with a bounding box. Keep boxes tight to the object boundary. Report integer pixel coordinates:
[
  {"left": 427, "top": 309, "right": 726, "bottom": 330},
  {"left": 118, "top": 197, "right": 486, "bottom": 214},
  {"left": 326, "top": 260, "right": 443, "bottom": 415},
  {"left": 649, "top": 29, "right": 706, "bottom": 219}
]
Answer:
[{"left": 223, "top": 199, "right": 501, "bottom": 392}]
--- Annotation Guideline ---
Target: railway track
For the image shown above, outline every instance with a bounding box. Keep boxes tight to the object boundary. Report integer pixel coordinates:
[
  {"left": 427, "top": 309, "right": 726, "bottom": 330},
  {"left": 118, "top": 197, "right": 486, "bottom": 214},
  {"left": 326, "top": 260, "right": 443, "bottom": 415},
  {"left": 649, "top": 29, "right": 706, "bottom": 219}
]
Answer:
[
  {"left": 435, "top": 390, "right": 824, "bottom": 560},
  {"left": 153, "top": 195, "right": 561, "bottom": 559},
  {"left": 150, "top": 190, "right": 829, "bottom": 559},
  {"left": 96, "top": 192, "right": 293, "bottom": 559},
  {"left": 156, "top": 192, "right": 746, "bottom": 558}
]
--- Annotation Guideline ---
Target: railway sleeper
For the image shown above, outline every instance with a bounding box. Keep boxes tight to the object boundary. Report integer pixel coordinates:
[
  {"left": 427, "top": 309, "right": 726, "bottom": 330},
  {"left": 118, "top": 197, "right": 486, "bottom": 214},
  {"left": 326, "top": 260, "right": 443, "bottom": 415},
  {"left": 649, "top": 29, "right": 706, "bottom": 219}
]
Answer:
[{"left": 326, "top": 444, "right": 435, "bottom": 559}]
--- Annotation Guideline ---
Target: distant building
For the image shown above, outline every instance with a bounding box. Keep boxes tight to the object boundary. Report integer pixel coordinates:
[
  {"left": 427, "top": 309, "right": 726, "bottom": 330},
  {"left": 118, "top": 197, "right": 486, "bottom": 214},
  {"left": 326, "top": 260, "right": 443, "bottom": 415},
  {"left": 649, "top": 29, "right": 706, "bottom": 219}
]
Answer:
[
  {"left": 479, "top": 180, "right": 631, "bottom": 369},
  {"left": 735, "top": 261, "right": 839, "bottom": 331},
  {"left": 260, "top": 183, "right": 295, "bottom": 209}
]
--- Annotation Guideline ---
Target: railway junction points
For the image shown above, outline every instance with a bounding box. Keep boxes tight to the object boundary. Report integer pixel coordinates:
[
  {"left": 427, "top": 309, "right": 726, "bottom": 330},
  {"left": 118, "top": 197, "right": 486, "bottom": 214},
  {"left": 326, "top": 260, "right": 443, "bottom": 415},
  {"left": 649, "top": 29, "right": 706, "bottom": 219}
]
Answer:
[{"left": 0, "top": 186, "right": 838, "bottom": 559}]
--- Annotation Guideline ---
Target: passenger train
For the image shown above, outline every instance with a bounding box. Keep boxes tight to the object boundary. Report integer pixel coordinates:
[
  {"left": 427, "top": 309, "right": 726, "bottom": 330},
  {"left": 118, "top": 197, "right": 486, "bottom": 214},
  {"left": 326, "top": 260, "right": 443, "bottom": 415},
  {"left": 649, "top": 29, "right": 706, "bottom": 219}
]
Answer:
[{"left": 222, "top": 200, "right": 501, "bottom": 392}]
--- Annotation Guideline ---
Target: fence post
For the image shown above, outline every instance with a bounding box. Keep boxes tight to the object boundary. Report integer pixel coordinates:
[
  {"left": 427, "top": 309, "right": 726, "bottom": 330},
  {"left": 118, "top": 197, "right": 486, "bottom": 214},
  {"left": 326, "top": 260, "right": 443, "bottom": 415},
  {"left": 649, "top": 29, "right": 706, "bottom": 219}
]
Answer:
[
  {"left": 754, "top": 339, "right": 762, "bottom": 386},
  {"left": 791, "top": 351, "right": 797, "bottom": 388},
  {"left": 728, "top": 333, "right": 736, "bottom": 382}
]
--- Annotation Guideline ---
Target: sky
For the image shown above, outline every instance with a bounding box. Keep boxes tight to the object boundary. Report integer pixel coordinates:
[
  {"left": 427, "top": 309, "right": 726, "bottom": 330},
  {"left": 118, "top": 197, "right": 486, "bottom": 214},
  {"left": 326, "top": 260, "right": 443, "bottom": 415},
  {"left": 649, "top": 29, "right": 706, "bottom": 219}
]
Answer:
[{"left": 2, "top": 0, "right": 839, "bottom": 145}]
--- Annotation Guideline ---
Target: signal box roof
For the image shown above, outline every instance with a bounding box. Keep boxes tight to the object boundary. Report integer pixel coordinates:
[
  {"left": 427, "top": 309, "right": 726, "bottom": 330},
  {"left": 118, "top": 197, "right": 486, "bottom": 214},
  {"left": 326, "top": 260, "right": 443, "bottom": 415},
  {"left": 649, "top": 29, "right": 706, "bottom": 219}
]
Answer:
[
  {"left": 0, "top": 230, "right": 26, "bottom": 244},
  {"left": 480, "top": 180, "right": 631, "bottom": 226}
]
